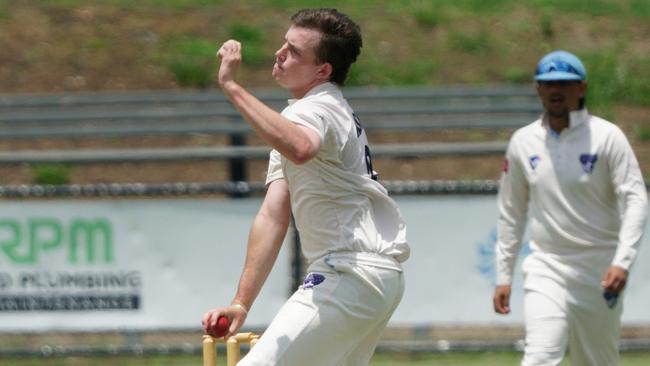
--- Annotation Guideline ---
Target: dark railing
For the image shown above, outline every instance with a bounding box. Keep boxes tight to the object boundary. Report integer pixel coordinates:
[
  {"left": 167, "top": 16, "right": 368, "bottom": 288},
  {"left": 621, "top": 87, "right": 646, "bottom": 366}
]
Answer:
[{"left": 0, "top": 85, "right": 540, "bottom": 168}]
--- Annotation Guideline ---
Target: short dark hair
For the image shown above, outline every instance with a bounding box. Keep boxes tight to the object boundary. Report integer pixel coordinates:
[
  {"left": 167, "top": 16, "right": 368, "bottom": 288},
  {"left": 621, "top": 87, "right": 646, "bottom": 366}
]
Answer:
[{"left": 290, "top": 8, "right": 362, "bottom": 86}]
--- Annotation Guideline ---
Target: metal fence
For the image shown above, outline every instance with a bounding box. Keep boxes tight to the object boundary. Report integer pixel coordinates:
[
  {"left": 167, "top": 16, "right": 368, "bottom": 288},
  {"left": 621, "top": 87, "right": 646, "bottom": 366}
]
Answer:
[
  {"left": 0, "top": 85, "right": 541, "bottom": 138},
  {"left": 0, "top": 86, "right": 539, "bottom": 167},
  {"left": 0, "top": 180, "right": 501, "bottom": 199}
]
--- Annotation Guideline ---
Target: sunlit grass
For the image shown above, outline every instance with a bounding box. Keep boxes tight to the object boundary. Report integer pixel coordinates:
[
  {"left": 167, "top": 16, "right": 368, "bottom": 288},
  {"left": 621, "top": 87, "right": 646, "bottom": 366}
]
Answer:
[{"left": 2, "top": 351, "right": 650, "bottom": 366}]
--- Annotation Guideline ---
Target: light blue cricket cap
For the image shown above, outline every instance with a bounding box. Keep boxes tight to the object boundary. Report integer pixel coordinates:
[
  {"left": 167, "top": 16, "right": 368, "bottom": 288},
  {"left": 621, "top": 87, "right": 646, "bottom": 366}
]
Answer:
[{"left": 534, "top": 50, "right": 586, "bottom": 81}]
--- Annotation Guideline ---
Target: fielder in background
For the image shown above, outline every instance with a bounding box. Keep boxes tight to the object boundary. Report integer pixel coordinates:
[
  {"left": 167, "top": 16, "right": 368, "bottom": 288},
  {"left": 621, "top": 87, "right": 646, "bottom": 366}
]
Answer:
[
  {"left": 203, "top": 8, "right": 410, "bottom": 365},
  {"left": 492, "top": 50, "right": 648, "bottom": 366}
]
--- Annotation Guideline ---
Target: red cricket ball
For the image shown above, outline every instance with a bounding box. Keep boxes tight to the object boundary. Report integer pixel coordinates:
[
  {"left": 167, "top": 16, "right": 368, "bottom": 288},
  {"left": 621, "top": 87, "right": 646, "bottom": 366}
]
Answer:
[{"left": 211, "top": 315, "right": 230, "bottom": 338}]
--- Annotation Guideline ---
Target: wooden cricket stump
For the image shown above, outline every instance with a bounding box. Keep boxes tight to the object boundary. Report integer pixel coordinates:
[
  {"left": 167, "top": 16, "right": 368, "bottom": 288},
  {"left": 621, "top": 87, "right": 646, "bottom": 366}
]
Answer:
[{"left": 202, "top": 332, "right": 260, "bottom": 366}]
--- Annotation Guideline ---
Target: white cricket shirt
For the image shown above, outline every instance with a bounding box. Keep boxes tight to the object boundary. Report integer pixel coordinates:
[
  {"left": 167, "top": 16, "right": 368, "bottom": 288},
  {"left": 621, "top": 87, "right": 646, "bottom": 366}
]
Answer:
[
  {"left": 496, "top": 109, "right": 648, "bottom": 285},
  {"left": 265, "top": 82, "right": 410, "bottom": 265}
]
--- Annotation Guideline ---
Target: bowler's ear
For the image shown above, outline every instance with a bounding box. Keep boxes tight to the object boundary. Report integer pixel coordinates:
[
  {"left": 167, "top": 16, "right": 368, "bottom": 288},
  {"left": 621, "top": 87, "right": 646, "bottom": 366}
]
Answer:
[{"left": 317, "top": 62, "right": 333, "bottom": 82}]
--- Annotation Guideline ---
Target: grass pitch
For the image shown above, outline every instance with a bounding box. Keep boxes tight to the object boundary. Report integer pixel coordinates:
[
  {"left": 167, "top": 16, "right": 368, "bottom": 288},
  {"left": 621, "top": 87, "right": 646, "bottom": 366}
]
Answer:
[{"left": 2, "top": 351, "right": 650, "bottom": 366}]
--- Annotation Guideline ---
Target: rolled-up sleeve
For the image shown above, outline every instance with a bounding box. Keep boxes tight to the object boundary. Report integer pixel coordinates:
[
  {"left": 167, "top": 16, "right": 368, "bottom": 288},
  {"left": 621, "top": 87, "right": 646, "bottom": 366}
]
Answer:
[
  {"left": 282, "top": 101, "right": 327, "bottom": 144},
  {"left": 265, "top": 149, "right": 284, "bottom": 186}
]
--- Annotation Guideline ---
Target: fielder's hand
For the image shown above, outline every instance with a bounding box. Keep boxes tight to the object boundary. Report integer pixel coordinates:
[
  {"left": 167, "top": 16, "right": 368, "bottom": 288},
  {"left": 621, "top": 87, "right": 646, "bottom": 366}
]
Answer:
[
  {"left": 216, "top": 40, "right": 242, "bottom": 89},
  {"left": 601, "top": 265, "right": 628, "bottom": 295},
  {"left": 493, "top": 284, "right": 512, "bottom": 314}
]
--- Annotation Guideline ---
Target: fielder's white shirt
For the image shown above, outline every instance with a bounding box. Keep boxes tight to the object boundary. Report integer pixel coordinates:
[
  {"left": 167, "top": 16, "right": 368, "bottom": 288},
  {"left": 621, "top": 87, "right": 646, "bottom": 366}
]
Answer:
[
  {"left": 496, "top": 109, "right": 648, "bottom": 285},
  {"left": 266, "top": 82, "right": 410, "bottom": 265}
]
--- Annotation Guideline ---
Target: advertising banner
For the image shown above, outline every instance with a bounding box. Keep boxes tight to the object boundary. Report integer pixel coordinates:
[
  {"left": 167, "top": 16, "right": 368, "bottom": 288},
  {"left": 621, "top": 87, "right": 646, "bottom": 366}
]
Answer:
[
  {"left": 1, "top": 196, "right": 648, "bottom": 331},
  {"left": 0, "top": 199, "right": 289, "bottom": 331},
  {"left": 393, "top": 195, "right": 650, "bottom": 326}
]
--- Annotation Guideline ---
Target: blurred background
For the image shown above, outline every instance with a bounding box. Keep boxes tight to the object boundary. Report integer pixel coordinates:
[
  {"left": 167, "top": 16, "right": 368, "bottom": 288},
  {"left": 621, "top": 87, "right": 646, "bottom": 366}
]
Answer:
[{"left": 0, "top": 1, "right": 649, "bottom": 365}]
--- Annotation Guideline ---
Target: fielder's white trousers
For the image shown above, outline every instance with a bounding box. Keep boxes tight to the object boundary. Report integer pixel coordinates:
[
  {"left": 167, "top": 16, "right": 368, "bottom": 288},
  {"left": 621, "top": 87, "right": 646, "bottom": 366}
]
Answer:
[
  {"left": 521, "top": 252, "right": 622, "bottom": 366},
  {"left": 238, "top": 252, "right": 405, "bottom": 366}
]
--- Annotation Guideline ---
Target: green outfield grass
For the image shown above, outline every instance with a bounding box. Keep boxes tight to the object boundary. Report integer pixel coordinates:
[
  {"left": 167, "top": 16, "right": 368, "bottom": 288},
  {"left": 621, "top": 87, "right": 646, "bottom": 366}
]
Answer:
[
  {"left": 2, "top": 351, "right": 650, "bottom": 366},
  {"left": 372, "top": 351, "right": 650, "bottom": 365},
  {"left": 2, "top": 0, "right": 650, "bottom": 114}
]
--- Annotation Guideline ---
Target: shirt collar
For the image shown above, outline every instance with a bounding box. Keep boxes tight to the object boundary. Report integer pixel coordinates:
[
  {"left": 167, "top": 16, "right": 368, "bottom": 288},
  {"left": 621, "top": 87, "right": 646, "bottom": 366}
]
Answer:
[
  {"left": 287, "top": 82, "right": 338, "bottom": 105},
  {"left": 568, "top": 108, "right": 589, "bottom": 128},
  {"left": 540, "top": 108, "right": 590, "bottom": 132}
]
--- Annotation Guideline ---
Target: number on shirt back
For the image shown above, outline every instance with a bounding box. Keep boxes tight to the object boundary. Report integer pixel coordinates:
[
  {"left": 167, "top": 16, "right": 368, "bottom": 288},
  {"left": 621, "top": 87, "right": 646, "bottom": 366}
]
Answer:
[{"left": 354, "top": 113, "right": 378, "bottom": 181}]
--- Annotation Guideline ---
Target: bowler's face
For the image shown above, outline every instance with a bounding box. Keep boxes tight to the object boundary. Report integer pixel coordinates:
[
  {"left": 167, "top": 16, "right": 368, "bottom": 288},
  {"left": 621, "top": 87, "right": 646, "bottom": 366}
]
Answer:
[
  {"left": 537, "top": 80, "right": 586, "bottom": 118},
  {"left": 272, "top": 26, "right": 324, "bottom": 97}
]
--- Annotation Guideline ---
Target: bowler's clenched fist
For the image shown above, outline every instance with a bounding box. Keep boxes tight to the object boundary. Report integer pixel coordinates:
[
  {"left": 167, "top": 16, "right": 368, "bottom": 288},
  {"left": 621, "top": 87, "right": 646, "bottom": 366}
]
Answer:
[{"left": 216, "top": 40, "right": 242, "bottom": 87}]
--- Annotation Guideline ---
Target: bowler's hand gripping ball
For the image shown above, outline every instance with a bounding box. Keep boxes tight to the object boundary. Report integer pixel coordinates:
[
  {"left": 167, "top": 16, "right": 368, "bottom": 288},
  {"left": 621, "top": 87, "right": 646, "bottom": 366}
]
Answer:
[{"left": 212, "top": 315, "right": 230, "bottom": 338}]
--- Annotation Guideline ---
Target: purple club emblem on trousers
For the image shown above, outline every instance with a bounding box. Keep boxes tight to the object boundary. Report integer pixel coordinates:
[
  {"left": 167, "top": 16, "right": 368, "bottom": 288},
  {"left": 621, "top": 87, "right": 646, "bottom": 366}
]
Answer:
[
  {"left": 579, "top": 153, "right": 598, "bottom": 173},
  {"left": 303, "top": 273, "right": 325, "bottom": 289}
]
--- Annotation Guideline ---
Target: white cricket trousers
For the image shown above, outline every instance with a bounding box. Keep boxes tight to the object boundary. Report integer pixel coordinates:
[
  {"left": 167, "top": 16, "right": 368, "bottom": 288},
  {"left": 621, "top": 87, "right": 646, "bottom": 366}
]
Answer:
[
  {"left": 238, "top": 252, "right": 405, "bottom": 366},
  {"left": 521, "top": 252, "right": 622, "bottom": 366}
]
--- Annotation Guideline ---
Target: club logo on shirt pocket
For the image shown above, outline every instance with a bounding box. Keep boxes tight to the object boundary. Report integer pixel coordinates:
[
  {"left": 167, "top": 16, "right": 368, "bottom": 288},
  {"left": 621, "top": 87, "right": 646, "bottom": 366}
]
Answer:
[
  {"left": 529, "top": 155, "right": 541, "bottom": 170},
  {"left": 302, "top": 273, "right": 325, "bottom": 289},
  {"left": 579, "top": 154, "right": 598, "bottom": 173}
]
